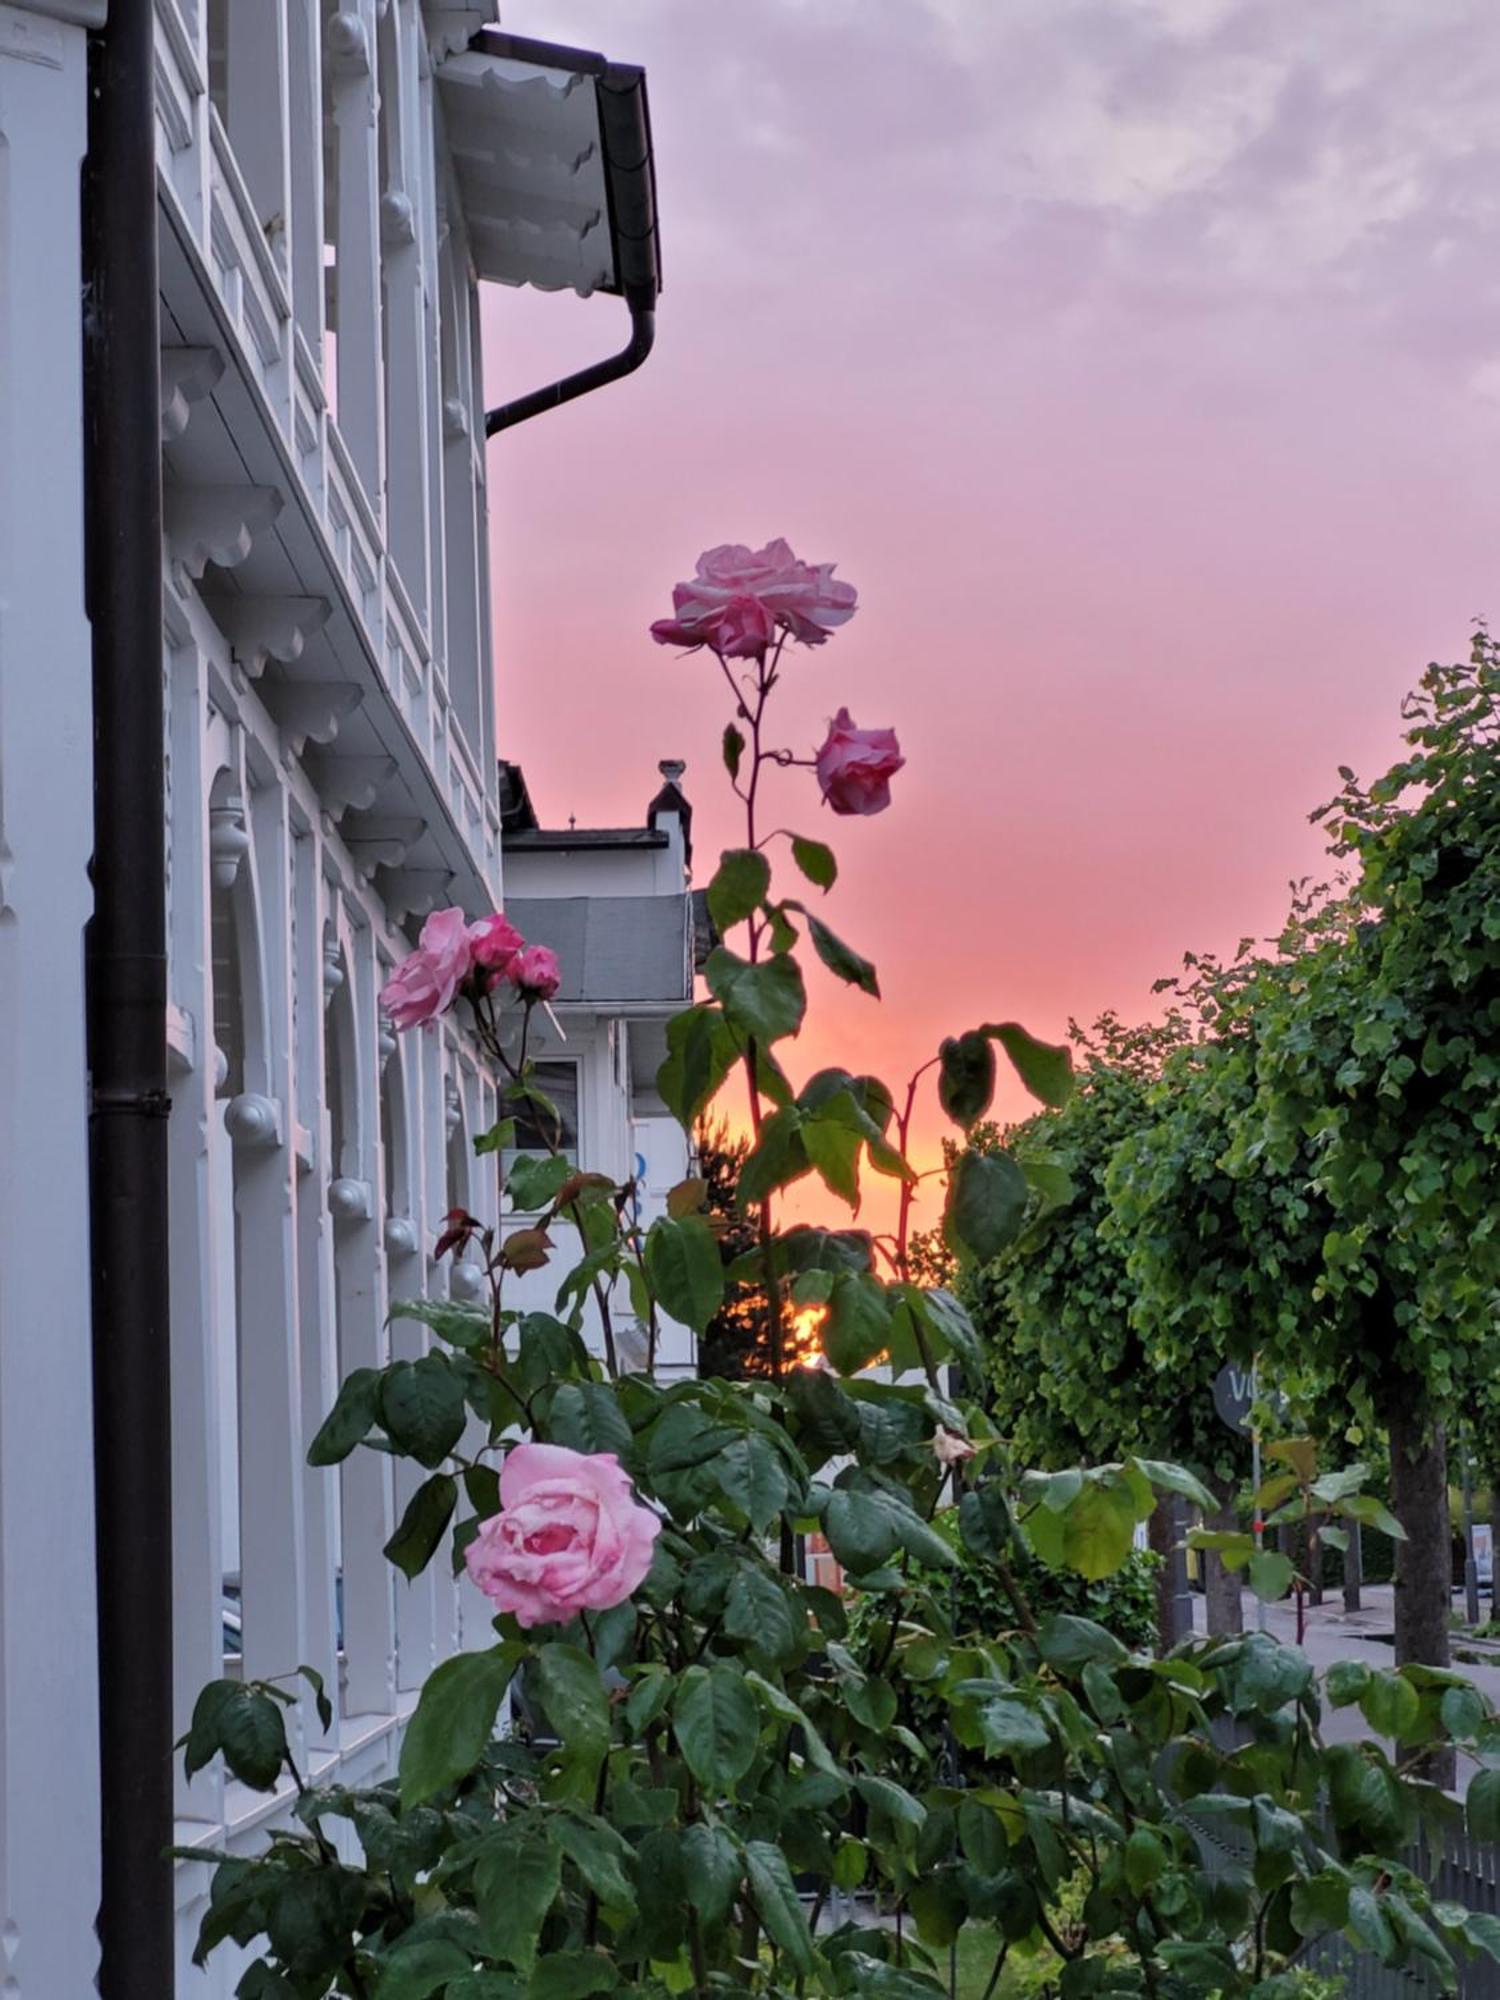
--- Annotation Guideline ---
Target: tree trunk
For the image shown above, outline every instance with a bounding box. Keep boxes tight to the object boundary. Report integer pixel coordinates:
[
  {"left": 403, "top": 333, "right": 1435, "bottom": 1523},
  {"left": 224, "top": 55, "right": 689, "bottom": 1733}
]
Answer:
[
  {"left": 1386, "top": 1403, "right": 1454, "bottom": 1786},
  {"left": 1307, "top": 1514, "right": 1324, "bottom": 1607},
  {"left": 1490, "top": 1475, "right": 1500, "bottom": 1615},
  {"left": 1149, "top": 1499, "right": 1194, "bottom": 1649},
  {"left": 1202, "top": 1476, "right": 1244, "bottom": 1638},
  {"left": 1342, "top": 1519, "right": 1363, "bottom": 1614}
]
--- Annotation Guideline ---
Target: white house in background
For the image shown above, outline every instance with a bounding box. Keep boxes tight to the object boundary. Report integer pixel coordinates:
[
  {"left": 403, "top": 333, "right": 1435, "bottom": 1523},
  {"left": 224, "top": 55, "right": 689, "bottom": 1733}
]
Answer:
[
  {"left": 494, "top": 759, "right": 704, "bottom": 1377},
  {"left": 0, "top": 5, "right": 662, "bottom": 1992}
]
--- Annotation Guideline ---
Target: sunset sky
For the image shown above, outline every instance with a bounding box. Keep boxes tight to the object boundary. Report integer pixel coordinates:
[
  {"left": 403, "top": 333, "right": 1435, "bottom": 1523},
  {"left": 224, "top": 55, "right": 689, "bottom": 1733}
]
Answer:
[{"left": 483, "top": 0, "right": 1500, "bottom": 1229}]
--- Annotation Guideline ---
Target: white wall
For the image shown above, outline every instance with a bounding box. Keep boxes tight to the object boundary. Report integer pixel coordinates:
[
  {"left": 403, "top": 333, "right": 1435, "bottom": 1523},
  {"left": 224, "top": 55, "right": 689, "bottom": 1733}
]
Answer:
[{"left": 0, "top": 9, "right": 104, "bottom": 1994}]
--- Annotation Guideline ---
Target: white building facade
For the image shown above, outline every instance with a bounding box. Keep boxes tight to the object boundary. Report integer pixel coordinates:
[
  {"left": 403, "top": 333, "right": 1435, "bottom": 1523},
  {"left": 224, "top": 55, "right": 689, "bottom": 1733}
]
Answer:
[{"left": 0, "top": 4, "right": 666, "bottom": 1991}]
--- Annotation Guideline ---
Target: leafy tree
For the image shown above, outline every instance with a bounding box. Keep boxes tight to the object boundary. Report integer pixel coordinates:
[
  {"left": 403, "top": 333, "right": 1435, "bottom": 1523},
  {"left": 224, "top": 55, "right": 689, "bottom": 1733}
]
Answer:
[
  {"left": 1115, "top": 639, "right": 1500, "bottom": 1731},
  {"left": 960, "top": 1014, "right": 1253, "bottom": 1638}
]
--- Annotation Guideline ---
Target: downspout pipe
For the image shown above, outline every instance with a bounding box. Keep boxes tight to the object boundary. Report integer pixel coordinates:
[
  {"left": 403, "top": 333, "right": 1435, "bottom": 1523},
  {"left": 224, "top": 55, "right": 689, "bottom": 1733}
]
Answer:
[
  {"left": 483, "top": 44, "right": 661, "bottom": 438},
  {"left": 82, "top": 0, "right": 173, "bottom": 1992}
]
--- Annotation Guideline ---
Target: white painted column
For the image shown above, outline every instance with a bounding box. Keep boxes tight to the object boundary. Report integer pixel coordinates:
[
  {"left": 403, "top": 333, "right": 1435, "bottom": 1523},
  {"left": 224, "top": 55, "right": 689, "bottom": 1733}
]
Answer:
[
  {"left": 377, "top": 0, "right": 431, "bottom": 623},
  {"left": 224, "top": 0, "right": 290, "bottom": 248},
  {"left": 0, "top": 11, "right": 102, "bottom": 1993},
  {"left": 326, "top": 2, "right": 384, "bottom": 511}
]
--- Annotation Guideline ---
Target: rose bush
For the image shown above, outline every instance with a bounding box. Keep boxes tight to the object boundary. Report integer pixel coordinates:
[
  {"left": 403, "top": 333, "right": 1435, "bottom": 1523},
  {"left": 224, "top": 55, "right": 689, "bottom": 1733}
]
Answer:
[{"left": 180, "top": 545, "right": 1500, "bottom": 2000}]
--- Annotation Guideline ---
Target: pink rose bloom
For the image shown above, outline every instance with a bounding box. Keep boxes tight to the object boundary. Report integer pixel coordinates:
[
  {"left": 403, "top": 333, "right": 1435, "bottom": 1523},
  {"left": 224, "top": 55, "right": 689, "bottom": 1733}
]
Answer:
[
  {"left": 469, "top": 912, "right": 525, "bottom": 974},
  {"left": 815, "top": 709, "right": 905, "bottom": 817},
  {"left": 464, "top": 1442, "right": 661, "bottom": 1628},
  {"left": 508, "top": 944, "right": 562, "bottom": 1003},
  {"left": 650, "top": 539, "right": 858, "bottom": 659},
  {"left": 378, "top": 907, "right": 474, "bottom": 1030}
]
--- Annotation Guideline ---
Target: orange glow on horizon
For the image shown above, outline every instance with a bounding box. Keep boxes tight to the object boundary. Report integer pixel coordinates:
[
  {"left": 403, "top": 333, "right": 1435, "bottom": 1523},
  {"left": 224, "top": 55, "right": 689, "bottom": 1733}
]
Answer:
[{"left": 786, "top": 1303, "right": 828, "bottom": 1369}]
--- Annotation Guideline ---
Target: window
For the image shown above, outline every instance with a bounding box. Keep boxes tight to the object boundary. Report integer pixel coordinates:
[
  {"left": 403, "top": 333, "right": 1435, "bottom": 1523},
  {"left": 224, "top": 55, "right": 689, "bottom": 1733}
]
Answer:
[{"left": 503, "top": 1061, "right": 580, "bottom": 1206}]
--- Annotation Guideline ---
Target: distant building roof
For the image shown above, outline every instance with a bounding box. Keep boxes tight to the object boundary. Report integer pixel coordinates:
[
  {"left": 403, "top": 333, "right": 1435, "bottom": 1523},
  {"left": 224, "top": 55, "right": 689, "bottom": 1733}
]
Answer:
[
  {"left": 507, "top": 895, "right": 691, "bottom": 1005},
  {"left": 505, "top": 826, "right": 669, "bottom": 852}
]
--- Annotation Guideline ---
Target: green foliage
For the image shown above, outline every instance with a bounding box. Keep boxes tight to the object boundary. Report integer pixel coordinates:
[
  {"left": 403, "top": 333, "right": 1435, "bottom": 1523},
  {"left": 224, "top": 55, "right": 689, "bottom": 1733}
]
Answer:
[{"left": 184, "top": 633, "right": 1500, "bottom": 2000}]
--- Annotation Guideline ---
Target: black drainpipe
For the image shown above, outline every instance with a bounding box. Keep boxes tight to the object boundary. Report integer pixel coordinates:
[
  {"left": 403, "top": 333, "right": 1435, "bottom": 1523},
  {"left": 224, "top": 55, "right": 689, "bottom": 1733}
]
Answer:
[
  {"left": 83, "top": 0, "right": 173, "bottom": 1992},
  {"left": 484, "top": 49, "right": 661, "bottom": 438}
]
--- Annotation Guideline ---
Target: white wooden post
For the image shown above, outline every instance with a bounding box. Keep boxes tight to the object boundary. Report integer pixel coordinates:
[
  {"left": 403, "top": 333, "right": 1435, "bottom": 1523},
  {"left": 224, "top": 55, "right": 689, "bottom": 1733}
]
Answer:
[
  {"left": 377, "top": 0, "right": 432, "bottom": 619},
  {"left": 224, "top": 0, "right": 290, "bottom": 246},
  {"left": 326, "top": 2, "right": 384, "bottom": 510},
  {"left": 0, "top": 12, "right": 103, "bottom": 1991},
  {"left": 286, "top": 0, "right": 326, "bottom": 362}
]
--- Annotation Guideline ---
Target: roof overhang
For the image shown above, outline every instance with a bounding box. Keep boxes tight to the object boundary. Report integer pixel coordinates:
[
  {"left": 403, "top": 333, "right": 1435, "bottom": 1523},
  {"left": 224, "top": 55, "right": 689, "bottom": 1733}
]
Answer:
[{"left": 437, "top": 30, "right": 660, "bottom": 304}]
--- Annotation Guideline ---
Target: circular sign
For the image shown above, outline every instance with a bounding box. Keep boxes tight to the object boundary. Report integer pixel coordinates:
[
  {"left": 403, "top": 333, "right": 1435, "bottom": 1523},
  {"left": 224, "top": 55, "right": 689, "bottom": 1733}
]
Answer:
[{"left": 1212, "top": 1363, "right": 1255, "bottom": 1436}]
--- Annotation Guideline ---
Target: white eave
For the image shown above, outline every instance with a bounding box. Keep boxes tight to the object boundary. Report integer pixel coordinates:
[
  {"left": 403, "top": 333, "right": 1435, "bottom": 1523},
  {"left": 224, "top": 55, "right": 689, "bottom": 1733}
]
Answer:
[{"left": 437, "top": 47, "right": 617, "bottom": 297}]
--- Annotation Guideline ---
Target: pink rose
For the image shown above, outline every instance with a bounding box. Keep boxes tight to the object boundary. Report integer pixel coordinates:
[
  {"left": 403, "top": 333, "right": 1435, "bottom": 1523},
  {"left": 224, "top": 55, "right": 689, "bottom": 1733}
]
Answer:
[
  {"left": 651, "top": 539, "right": 858, "bottom": 659},
  {"left": 464, "top": 1442, "right": 661, "bottom": 1628},
  {"left": 378, "top": 907, "right": 474, "bottom": 1030},
  {"left": 508, "top": 944, "right": 562, "bottom": 1003},
  {"left": 814, "top": 709, "right": 905, "bottom": 817},
  {"left": 470, "top": 912, "right": 526, "bottom": 974}
]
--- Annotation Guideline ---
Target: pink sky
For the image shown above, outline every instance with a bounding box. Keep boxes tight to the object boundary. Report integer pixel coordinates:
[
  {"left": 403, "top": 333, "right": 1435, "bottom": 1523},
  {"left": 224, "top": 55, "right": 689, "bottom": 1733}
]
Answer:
[{"left": 484, "top": 1, "right": 1500, "bottom": 1229}]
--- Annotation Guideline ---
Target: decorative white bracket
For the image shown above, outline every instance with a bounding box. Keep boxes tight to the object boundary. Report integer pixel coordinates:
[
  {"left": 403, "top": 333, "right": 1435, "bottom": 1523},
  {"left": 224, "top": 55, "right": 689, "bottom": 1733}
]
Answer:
[
  {"left": 208, "top": 794, "right": 251, "bottom": 889},
  {"left": 208, "top": 595, "right": 331, "bottom": 679},
  {"left": 322, "top": 928, "right": 345, "bottom": 1002},
  {"left": 384, "top": 1216, "right": 419, "bottom": 1259},
  {"left": 224, "top": 1092, "right": 282, "bottom": 1150},
  {"left": 379, "top": 867, "right": 455, "bottom": 922},
  {"left": 325, "top": 10, "right": 370, "bottom": 76},
  {"left": 329, "top": 1177, "right": 374, "bottom": 1224},
  {"left": 377, "top": 1017, "right": 398, "bottom": 1067},
  {"left": 442, "top": 395, "right": 470, "bottom": 442},
  {"left": 380, "top": 191, "right": 417, "bottom": 250},
  {"left": 301, "top": 752, "right": 398, "bottom": 816},
  {"left": 165, "top": 483, "right": 283, "bottom": 581},
  {"left": 343, "top": 814, "right": 426, "bottom": 880},
  {"left": 259, "top": 679, "right": 364, "bottom": 757},
  {"left": 450, "top": 1260, "right": 485, "bottom": 1302},
  {"left": 160, "top": 346, "right": 225, "bottom": 443},
  {"left": 444, "top": 1075, "right": 462, "bottom": 1141}
]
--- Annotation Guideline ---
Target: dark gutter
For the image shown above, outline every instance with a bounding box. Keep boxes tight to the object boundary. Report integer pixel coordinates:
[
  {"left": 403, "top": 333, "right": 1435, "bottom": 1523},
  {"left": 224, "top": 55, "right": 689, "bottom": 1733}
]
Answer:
[
  {"left": 83, "top": 2, "right": 173, "bottom": 1993},
  {"left": 479, "top": 31, "right": 661, "bottom": 438},
  {"left": 505, "top": 828, "right": 670, "bottom": 852}
]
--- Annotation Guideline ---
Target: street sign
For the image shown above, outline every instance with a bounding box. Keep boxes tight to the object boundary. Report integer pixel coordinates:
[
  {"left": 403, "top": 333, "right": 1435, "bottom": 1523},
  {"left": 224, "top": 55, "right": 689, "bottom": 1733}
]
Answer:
[{"left": 1213, "top": 1363, "right": 1255, "bottom": 1435}]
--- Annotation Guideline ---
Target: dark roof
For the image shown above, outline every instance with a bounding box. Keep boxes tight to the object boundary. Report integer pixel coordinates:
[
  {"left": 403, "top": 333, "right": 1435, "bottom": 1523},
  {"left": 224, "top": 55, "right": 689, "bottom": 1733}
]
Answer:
[
  {"left": 505, "top": 827, "right": 669, "bottom": 852},
  {"left": 498, "top": 760, "right": 539, "bottom": 833},
  {"left": 507, "top": 895, "right": 691, "bottom": 1004}
]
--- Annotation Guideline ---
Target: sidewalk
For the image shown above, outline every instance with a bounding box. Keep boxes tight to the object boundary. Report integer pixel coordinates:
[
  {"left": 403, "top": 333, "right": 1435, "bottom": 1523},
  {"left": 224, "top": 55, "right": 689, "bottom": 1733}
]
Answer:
[{"left": 1193, "top": 1582, "right": 1500, "bottom": 1796}]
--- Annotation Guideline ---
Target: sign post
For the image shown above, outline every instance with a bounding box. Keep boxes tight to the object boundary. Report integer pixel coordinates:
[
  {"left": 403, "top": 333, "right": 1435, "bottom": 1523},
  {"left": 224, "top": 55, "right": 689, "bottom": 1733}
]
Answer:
[{"left": 1213, "top": 1360, "right": 1267, "bottom": 1632}]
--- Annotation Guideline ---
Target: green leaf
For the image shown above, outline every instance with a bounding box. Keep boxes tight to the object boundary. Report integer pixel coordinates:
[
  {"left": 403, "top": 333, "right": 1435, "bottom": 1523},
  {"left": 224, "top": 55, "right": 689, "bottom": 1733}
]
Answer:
[
  {"left": 738, "top": 1104, "right": 811, "bottom": 1205},
  {"left": 296, "top": 1663, "right": 334, "bottom": 1734},
  {"left": 1470, "top": 1768, "right": 1500, "bottom": 1842},
  {"left": 724, "top": 1562, "right": 801, "bottom": 1662},
  {"left": 705, "top": 947, "right": 806, "bottom": 1045},
  {"left": 553, "top": 1813, "right": 635, "bottom": 1908},
  {"left": 380, "top": 1355, "right": 468, "bottom": 1469},
  {"left": 673, "top": 1664, "right": 760, "bottom": 1786},
  {"left": 805, "top": 912, "right": 879, "bottom": 997},
  {"left": 938, "top": 1031, "right": 995, "bottom": 1128},
  {"left": 791, "top": 835, "right": 837, "bottom": 891},
  {"left": 707, "top": 848, "right": 771, "bottom": 932},
  {"left": 1051, "top": 1478, "right": 1138, "bottom": 1581},
  {"left": 1124, "top": 1827, "right": 1166, "bottom": 1895},
  {"left": 307, "top": 1367, "right": 382, "bottom": 1466},
  {"left": 1441, "top": 1683, "right": 1486, "bottom": 1738},
  {"left": 473, "top": 1116, "right": 517, "bottom": 1157},
  {"left": 983, "top": 1023, "right": 1074, "bottom": 1108},
  {"left": 389, "top": 1297, "right": 493, "bottom": 1352},
  {"left": 1359, "top": 1670, "right": 1422, "bottom": 1741},
  {"left": 682, "top": 1821, "right": 743, "bottom": 1926},
  {"left": 1326, "top": 1660, "right": 1371, "bottom": 1707},
  {"left": 474, "top": 1827, "right": 562, "bottom": 1971},
  {"left": 825, "top": 1487, "right": 901, "bottom": 1572},
  {"left": 1345, "top": 1885, "right": 1393, "bottom": 1958},
  {"left": 657, "top": 1005, "right": 739, "bottom": 1127},
  {"left": 643, "top": 1214, "right": 725, "bottom": 1334},
  {"left": 1129, "top": 1457, "right": 1216, "bottom": 1512},
  {"left": 1248, "top": 1550, "right": 1296, "bottom": 1602},
  {"left": 803, "top": 1111, "right": 863, "bottom": 1208},
  {"left": 856, "top": 1772, "right": 927, "bottom": 1827},
  {"left": 945, "top": 1149, "right": 1028, "bottom": 1264},
  {"left": 714, "top": 1433, "right": 791, "bottom": 1533},
  {"left": 547, "top": 1381, "right": 633, "bottom": 1460},
  {"left": 372, "top": 1940, "right": 477, "bottom": 2000},
  {"left": 219, "top": 1688, "right": 289, "bottom": 1790},
  {"left": 823, "top": 1271, "right": 893, "bottom": 1375},
  {"left": 535, "top": 1644, "right": 610, "bottom": 1764},
  {"left": 506, "top": 1153, "right": 574, "bottom": 1213},
  {"left": 976, "top": 1696, "right": 1050, "bottom": 1758},
  {"left": 384, "top": 1473, "right": 458, "bottom": 1581},
  {"left": 399, "top": 1644, "right": 521, "bottom": 1807},
  {"left": 1037, "top": 1614, "right": 1128, "bottom": 1672},
  {"left": 528, "top": 1951, "right": 617, "bottom": 2000},
  {"left": 722, "top": 722, "right": 745, "bottom": 780},
  {"left": 743, "top": 1839, "right": 816, "bottom": 1976}
]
